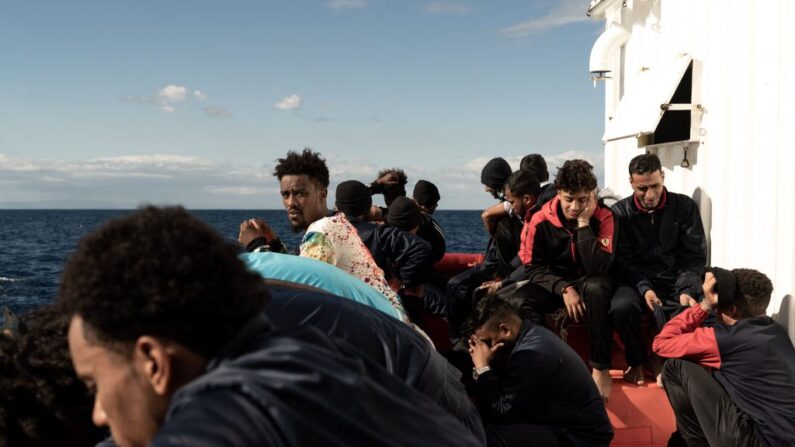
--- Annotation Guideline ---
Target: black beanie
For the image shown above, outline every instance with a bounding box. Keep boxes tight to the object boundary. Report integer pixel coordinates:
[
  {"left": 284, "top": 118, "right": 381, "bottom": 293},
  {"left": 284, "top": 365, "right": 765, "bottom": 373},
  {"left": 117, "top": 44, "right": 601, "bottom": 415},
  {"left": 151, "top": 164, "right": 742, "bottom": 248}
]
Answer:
[
  {"left": 385, "top": 196, "right": 421, "bottom": 230},
  {"left": 335, "top": 180, "right": 372, "bottom": 217},
  {"left": 480, "top": 157, "right": 512, "bottom": 189},
  {"left": 413, "top": 180, "right": 440, "bottom": 207},
  {"left": 520, "top": 154, "right": 549, "bottom": 182}
]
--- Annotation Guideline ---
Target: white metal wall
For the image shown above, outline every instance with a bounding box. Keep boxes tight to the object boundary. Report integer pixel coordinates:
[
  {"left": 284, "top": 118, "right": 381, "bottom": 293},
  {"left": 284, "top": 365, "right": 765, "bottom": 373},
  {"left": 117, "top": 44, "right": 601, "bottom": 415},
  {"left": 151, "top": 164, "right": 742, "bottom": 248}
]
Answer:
[{"left": 597, "top": 0, "right": 795, "bottom": 339}]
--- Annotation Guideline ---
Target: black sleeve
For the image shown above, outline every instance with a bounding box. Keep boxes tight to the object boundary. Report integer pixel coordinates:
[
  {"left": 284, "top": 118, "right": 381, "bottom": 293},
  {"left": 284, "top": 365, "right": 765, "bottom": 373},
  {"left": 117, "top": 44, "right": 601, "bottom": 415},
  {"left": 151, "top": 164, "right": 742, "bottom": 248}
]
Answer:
[
  {"left": 151, "top": 389, "right": 285, "bottom": 447},
  {"left": 576, "top": 207, "right": 617, "bottom": 276},
  {"left": 379, "top": 227, "right": 432, "bottom": 287},
  {"left": 419, "top": 215, "right": 446, "bottom": 264},
  {"left": 523, "top": 228, "right": 569, "bottom": 295},
  {"left": 475, "top": 351, "right": 557, "bottom": 424},
  {"left": 494, "top": 217, "right": 522, "bottom": 278},
  {"left": 673, "top": 199, "right": 707, "bottom": 296}
]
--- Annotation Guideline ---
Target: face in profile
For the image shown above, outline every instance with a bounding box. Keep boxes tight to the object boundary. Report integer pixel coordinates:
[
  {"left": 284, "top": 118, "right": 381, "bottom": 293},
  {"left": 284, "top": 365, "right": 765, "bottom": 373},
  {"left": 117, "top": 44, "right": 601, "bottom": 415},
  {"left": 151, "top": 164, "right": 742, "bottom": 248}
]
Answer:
[
  {"left": 279, "top": 174, "right": 328, "bottom": 232},
  {"left": 558, "top": 189, "right": 591, "bottom": 221},
  {"left": 68, "top": 316, "right": 163, "bottom": 447},
  {"left": 630, "top": 170, "right": 665, "bottom": 210}
]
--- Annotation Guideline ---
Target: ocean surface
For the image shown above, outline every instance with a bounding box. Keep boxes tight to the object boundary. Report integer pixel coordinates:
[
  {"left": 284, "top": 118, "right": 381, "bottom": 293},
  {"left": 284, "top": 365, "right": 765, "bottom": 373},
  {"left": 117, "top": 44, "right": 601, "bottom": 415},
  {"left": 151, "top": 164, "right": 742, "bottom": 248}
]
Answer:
[{"left": 0, "top": 209, "right": 487, "bottom": 321}]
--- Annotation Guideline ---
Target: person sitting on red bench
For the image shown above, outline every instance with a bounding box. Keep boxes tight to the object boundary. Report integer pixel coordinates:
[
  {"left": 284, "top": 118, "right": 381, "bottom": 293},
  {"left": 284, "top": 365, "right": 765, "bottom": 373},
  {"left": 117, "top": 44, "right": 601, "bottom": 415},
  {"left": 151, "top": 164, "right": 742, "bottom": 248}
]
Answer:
[
  {"left": 653, "top": 267, "right": 795, "bottom": 447},
  {"left": 611, "top": 153, "right": 707, "bottom": 386},
  {"left": 492, "top": 159, "right": 617, "bottom": 401}
]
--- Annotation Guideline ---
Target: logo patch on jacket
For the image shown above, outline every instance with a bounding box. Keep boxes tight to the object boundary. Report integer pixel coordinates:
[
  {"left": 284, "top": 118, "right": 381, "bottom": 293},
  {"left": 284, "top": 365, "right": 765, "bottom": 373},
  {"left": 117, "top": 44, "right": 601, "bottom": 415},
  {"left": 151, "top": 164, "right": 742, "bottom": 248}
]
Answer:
[{"left": 600, "top": 238, "right": 610, "bottom": 247}]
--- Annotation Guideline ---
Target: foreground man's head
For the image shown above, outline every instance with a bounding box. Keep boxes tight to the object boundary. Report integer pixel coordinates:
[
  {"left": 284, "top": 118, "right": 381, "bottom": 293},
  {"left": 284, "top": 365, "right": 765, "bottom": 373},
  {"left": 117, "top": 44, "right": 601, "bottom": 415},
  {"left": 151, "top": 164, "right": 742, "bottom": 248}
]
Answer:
[{"left": 59, "top": 206, "right": 269, "bottom": 447}]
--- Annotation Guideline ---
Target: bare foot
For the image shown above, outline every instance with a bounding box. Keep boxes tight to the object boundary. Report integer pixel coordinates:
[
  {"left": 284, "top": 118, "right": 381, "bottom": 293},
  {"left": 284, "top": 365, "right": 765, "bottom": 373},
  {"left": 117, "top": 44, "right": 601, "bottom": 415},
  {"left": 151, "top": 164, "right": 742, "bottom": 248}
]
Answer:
[
  {"left": 623, "top": 365, "right": 646, "bottom": 385},
  {"left": 646, "top": 354, "right": 664, "bottom": 388},
  {"left": 592, "top": 368, "right": 612, "bottom": 403}
]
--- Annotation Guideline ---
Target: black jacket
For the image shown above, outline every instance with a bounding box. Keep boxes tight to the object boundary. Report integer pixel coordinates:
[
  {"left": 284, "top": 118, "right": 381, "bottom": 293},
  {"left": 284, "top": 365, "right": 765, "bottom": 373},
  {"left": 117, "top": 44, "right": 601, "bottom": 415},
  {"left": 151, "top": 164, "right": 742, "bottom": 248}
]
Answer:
[
  {"left": 509, "top": 196, "right": 616, "bottom": 294},
  {"left": 347, "top": 217, "right": 432, "bottom": 287},
  {"left": 500, "top": 184, "right": 558, "bottom": 279},
  {"left": 611, "top": 188, "right": 706, "bottom": 298},
  {"left": 417, "top": 212, "right": 446, "bottom": 264},
  {"left": 146, "top": 314, "right": 482, "bottom": 447},
  {"left": 265, "top": 283, "right": 485, "bottom": 442},
  {"left": 475, "top": 320, "right": 613, "bottom": 447}
]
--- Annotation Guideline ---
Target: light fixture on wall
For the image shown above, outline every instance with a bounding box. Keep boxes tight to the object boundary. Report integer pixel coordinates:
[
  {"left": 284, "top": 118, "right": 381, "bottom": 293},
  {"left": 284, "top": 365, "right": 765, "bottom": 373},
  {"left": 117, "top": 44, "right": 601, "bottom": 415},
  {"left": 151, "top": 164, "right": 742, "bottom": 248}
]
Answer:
[{"left": 589, "top": 23, "right": 630, "bottom": 86}]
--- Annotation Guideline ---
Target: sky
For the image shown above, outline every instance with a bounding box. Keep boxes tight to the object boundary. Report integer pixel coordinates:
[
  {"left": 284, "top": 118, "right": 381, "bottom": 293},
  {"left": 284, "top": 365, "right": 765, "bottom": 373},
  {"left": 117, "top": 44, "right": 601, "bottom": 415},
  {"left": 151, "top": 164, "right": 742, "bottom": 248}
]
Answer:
[{"left": 0, "top": 0, "right": 608, "bottom": 209}]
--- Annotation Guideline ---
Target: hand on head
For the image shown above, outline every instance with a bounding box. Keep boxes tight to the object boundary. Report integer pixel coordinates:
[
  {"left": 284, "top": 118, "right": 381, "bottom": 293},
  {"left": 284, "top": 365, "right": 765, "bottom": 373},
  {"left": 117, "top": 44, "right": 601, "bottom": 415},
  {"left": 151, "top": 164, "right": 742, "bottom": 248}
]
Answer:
[
  {"left": 702, "top": 272, "right": 719, "bottom": 307},
  {"left": 577, "top": 190, "right": 598, "bottom": 223},
  {"left": 468, "top": 335, "right": 503, "bottom": 369}
]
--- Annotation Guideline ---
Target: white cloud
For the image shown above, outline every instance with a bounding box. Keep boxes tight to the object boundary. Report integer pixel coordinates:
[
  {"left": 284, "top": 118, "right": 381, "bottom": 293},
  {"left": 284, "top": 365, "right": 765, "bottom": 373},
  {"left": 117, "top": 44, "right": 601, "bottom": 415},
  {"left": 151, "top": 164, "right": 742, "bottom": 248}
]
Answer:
[
  {"left": 327, "top": 0, "right": 367, "bottom": 10},
  {"left": 499, "top": 0, "right": 589, "bottom": 39},
  {"left": 158, "top": 85, "right": 189, "bottom": 102},
  {"left": 424, "top": 2, "right": 470, "bottom": 14},
  {"left": 121, "top": 85, "right": 223, "bottom": 115},
  {"left": 275, "top": 94, "right": 302, "bottom": 111},
  {"left": 0, "top": 150, "right": 605, "bottom": 209}
]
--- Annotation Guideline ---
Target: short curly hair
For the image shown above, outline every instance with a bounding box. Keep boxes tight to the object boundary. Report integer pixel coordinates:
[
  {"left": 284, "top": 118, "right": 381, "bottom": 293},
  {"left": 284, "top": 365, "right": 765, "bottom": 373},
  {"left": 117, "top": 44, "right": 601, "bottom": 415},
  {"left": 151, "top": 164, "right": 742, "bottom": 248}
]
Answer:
[
  {"left": 554, "top": 159, "right": 597, "bottom": 193},
  {"left": 376, "top": 168, "right": 408, "bottom": 185},
  {"left": 273, "top": 148, "right": 330, "bottom": 188},
  {"left": 520, "top": 154, "right": 549, "bottom": 182},
  {"left": 58, "top": 206, "right": 270, "bottom": 358},
  {"left": 732, "top": 268, "right": 773, "bottom": 316},
  {"left": 508, "top": 169, "right": 541, "bottom": 197},
  {"left": 628, "top": 153, "right": 662, "bottom": 176},
  {"left": 0, "top": 305, "right": 105, "bottom": 447}
]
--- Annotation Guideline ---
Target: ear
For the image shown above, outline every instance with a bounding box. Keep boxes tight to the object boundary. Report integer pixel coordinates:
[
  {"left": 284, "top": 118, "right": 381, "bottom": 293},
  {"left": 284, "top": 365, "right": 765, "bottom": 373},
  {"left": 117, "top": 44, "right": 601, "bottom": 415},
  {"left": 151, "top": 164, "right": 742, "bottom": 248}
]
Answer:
[
  {"left": 320, "top": 187, "right": 328, "bottom": 201},
  {"left": 660, "top": 170, "right": 665, "bottom": 181},
  {"left": 498, "top": 322, "right": 512, "bottom": 337},
  {"left": 133, "top": 336, "right": 172, "bottom": 396}
]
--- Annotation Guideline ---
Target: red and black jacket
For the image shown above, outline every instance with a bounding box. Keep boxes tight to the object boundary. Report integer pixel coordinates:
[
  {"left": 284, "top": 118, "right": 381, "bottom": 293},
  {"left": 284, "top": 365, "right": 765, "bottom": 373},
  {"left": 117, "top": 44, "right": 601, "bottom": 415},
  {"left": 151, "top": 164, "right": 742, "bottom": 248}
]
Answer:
[
  {"left": 508, "top": 196, "right": 616, "bottom": 295},
  {"left": 654, "top": 306, "right": 795, "bottom": 446}
]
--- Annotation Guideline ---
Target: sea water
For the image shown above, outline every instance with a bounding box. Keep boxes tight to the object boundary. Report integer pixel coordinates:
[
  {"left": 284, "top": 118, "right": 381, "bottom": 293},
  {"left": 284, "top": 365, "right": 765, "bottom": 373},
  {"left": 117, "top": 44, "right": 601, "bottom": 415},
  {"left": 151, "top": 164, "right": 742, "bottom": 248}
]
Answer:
[{"left": 0, "top": 209, "right": 487, "bottom": 319}]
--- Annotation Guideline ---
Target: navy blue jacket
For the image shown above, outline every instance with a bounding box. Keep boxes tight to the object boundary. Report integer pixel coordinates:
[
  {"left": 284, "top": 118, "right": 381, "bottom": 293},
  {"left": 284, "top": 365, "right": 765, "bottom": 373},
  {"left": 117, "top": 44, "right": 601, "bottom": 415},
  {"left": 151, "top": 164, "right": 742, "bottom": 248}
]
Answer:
[
  {"left": 265, "top": 282, "right": 485, "bottom": 442},
  {"left": 611, "top": 188, "right": 706, "bottom": 298},
  {"left": 417, "top": 212, "right": 446, "bottom": 264},
  {"left": 347, "top": 217, "right": 431, "bottom": 287},
  {"left": 475, "top": 320, "right": 613, "bottom": 447},
  {"left": 145, "top": 314, "right": 482, "bottom": 447},
  {"left": 714, "top": 318, "right": 795, "bottom": 446}
]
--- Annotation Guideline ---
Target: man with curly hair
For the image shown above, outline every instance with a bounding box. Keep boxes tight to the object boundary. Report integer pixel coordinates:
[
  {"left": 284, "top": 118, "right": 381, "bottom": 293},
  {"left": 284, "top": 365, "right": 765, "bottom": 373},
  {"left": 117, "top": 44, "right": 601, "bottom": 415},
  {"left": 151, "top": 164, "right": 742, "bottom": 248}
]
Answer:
[
  {"left": 0, "top": 305, "right": 106, "bottom": 447},
  {"left": 61, "top": 206, "right": 481, "bottom": 447},
  {"left": 653, "top": 268, "right": 795, "bottom": 446},
  {"left": 239, "top": 149, "right": 408, "bottom": 322},
  {"left": 493, "top": 159, "right": 617, "bottom": 400}
]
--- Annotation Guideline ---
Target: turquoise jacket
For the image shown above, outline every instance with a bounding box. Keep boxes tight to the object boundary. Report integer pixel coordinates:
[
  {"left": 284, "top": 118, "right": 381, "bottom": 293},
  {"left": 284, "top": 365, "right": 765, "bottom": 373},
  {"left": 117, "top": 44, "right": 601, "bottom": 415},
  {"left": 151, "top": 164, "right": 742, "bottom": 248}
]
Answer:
[{"left": 240, "top": 252, "right": 403, "bottom": 321}]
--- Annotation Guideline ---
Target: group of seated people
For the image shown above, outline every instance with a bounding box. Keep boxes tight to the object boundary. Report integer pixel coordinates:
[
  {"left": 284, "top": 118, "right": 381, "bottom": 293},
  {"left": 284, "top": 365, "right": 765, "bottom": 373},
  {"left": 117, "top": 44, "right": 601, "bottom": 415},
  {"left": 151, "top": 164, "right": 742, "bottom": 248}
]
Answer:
[{"left": 0, "top": 149, "right": 793, "bottom": 447}]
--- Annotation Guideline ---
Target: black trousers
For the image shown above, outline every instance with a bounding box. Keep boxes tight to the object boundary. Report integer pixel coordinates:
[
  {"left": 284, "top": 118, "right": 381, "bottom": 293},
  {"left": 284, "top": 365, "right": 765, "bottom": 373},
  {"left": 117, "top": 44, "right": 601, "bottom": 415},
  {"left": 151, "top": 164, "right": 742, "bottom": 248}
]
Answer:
[
  {"left": 485, "top": 424, "right": 573, "bottom": 447},
  {"left": 610, "top": 285, "right": 649, "bottom": 367},
  {"left": 445, "top": 267, "right": 493, "bottom": 340},
  {"left": 512, "top": 275, "right": 614, "bottom": 369},
  {"left": 611, "top": 283, "right": 704, "bottom": 368},
  {"left": 662, "top": 359, "right": 763, "bottom": 447}
]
